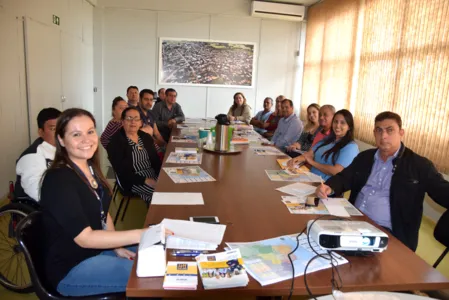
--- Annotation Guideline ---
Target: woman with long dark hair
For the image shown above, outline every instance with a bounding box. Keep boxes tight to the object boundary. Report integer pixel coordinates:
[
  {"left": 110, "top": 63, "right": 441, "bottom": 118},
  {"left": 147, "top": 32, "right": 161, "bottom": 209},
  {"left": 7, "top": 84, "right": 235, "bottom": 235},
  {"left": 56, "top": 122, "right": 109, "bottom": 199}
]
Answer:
[
  {"left": 227, "top": 92, "right": 252, "bottom": 124},
  {"left": 40, "top": 108, "right": 156, "bottom": 296},
  {"left": 288, "top": 109, "right": 359, "bottom": 180}
]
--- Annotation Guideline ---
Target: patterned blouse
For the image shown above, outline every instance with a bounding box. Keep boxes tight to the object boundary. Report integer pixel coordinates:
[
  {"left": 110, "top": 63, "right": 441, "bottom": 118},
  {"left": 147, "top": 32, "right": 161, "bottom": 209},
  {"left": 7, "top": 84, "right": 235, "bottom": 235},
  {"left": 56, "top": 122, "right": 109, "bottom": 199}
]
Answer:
[
  {"left": 297, "top": 127, "right": 320, "bottom": 152},
  {"left": 100, "top": 120, "right": 122, "bottom": 149}
]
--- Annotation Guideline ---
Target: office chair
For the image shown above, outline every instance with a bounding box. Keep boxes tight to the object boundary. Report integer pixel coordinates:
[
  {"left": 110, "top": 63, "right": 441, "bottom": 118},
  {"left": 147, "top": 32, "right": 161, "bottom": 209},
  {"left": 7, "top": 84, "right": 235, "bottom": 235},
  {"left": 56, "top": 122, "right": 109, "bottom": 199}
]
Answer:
[
  {"left": 15, "top": 211, "right": 125, "bottom": 300},
  {"left": 112, "top": 173, "right": 137, "bottom": 225},
  {"left": 433, "top": 210, "right": 449, "bottom": 268}
]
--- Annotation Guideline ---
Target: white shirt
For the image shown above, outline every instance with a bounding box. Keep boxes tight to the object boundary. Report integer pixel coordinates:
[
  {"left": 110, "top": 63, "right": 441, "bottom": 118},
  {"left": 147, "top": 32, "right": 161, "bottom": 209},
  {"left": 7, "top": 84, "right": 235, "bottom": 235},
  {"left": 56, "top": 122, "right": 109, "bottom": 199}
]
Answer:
[{"left": 16, "top": 141, "right": 56, "bottom": 201}]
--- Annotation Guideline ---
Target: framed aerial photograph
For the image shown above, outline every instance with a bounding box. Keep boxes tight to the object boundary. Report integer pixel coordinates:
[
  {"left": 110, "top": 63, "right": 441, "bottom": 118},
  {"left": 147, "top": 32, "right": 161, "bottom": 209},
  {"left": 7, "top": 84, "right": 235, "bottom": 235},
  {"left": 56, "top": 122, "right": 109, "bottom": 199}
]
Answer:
[{"left": 159, "top": 38, "right": 256, "bottom": 88}]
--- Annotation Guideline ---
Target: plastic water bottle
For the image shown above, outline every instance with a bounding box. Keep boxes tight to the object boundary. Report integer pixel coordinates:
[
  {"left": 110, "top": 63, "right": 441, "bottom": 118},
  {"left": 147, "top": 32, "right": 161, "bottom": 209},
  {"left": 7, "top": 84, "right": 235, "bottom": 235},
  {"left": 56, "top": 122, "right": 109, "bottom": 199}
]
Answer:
[{"left": 206, "top": 131, "right": 214, "bottom": 148}]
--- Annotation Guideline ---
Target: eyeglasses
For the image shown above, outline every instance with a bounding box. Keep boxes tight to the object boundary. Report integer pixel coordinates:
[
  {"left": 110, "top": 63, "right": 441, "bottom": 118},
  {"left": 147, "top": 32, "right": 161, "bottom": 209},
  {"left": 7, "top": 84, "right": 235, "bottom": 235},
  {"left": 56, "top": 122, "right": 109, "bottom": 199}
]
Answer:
[{"left": 125, "top": 116, "right": 141, "bottom": 122}]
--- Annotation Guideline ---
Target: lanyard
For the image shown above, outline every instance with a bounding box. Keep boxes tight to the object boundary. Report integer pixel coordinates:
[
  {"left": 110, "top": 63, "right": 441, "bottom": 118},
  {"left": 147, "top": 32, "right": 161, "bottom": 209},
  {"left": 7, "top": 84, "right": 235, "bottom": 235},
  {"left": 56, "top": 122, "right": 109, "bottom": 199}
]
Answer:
[{"left": 73, "top": 163, "right": 107, "bottom": 230}]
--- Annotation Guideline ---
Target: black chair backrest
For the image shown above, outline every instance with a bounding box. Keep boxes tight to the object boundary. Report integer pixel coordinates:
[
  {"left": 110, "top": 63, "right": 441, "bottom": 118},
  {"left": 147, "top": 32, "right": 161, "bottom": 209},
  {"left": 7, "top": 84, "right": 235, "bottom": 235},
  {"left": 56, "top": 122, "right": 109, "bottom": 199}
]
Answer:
[
  {"left": 16, "top": 212, "right": 125, "bottom": 300},
  {"left": 15, "top": 211, "right": 61, "bottom": 299},
  {"left": 434, "top": 210, "right": 449, "bottom": 247}
]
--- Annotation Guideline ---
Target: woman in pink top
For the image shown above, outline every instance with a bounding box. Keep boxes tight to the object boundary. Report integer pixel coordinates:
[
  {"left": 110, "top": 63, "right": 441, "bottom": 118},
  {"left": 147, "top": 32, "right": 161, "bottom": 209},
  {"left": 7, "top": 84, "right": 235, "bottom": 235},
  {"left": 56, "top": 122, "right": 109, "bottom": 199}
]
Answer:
[
  {"left": 311, "top": 104, "right": 335, "bottom": 146},
  {"left": 100, "top": 97, "right": 128, "bottom": 149}
]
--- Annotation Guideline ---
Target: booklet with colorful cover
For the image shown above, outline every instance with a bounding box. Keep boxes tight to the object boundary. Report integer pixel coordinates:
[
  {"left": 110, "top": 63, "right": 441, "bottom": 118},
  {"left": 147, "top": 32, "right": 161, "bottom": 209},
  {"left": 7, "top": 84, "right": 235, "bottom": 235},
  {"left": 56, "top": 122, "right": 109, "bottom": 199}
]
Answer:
[
  {"left": 163, "top": 261, "right": 198, "bottom": 290},
  {"left": 163, "top": 166, "right": 216, "bottom": 183},
  {"left": 196, "top": 249, "right": 249, "bottom": 290}
]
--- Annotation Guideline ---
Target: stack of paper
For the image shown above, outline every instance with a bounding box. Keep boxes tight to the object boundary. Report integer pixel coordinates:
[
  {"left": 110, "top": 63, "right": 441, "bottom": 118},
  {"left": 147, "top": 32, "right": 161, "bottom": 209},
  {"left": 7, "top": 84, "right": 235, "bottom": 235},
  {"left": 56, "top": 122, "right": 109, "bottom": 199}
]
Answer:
[
  {"left": 280, "top": 196, "right": 362, "bottom": 216},
  {"left": 252, "top": 146, "right": 286, "bottom": 156},
  {"left": 152, "top": 193, "right": 204, "bottom": 205},
  {"left": 266, "top": 170, "right": 323, "bottom": 183},
  {"left": 137, "top": 224, "right": 166, "bottom": 277},
  {"left": 166, "top": 152, "right": 203, "bottom": 164},
  {"left": 161, "top": 219, "right": 226, "bottom": 251},
  {"left": 163, "top": 261, "right": 198, "bottom": 290},
  {"left": 196, "top": 249, "right": 249, "bottom": 290},
  {"left": 276, "top": 182, "right": 316, "bottom": 197},
  {"left": 175, "top": 147, "right": 197, "bottom": 154}
]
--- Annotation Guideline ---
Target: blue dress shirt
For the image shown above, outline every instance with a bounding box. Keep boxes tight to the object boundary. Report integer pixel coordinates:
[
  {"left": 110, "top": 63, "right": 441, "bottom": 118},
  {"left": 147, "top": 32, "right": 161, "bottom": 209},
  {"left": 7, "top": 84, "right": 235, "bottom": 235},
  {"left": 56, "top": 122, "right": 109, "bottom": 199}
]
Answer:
[
  {"left": 271, "top": 113, "right": 303, "bottom": 151},
  {"left": 354, "top": 148, "right": 400, "bottom": 230}
]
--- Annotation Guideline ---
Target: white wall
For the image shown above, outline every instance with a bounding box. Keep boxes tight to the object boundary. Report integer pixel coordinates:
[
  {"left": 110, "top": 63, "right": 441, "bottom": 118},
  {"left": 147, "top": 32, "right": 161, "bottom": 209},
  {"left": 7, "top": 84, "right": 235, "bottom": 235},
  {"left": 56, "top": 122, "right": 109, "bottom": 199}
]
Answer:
[
  {"left": 95, "top": 0, "right": 302, "bottom": 129},
  {"left": 0, "top": 0, "right": 94, "bottom": 197}
]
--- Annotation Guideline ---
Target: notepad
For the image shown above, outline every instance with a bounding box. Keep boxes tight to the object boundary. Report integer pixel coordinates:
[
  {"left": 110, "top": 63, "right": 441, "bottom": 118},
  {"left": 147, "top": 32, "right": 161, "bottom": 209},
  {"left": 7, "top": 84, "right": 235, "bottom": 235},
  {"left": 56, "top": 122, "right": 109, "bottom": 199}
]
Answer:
[
  {"left": 321, "top": 198, "right": 351, "bottom": 217},
  {"left": 152, "top": 193, "right": 204, "bottom": 205},
  {"left": 276, "top": 182, "right": 317, "bottom": 197}
]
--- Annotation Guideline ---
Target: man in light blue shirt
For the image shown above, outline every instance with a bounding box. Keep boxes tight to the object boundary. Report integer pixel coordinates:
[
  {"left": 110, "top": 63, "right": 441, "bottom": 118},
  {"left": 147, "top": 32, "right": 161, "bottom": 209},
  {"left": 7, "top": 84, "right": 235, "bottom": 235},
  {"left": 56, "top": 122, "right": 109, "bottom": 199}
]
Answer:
[
  {"left": 271, "top": 99, "right": 303, "bottom": 152},
  {"left": 353, "top": 147, "right": 400, "bottom": 230},
  {"left": 250, "top": 97, "right": 273, "bottom": 134}
]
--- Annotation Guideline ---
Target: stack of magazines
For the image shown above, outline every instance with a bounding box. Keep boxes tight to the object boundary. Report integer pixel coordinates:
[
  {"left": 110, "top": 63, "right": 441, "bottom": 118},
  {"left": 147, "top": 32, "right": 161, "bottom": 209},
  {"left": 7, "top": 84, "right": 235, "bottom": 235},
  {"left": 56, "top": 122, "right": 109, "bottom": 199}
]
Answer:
[{"left": 195, "top": 249, "right": 249, "bottom": 289}]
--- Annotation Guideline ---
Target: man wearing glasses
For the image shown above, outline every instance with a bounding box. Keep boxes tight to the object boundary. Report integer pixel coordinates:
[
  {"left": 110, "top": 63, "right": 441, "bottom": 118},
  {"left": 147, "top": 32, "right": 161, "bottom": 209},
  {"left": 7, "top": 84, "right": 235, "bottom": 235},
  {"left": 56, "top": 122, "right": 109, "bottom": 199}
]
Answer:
[{"left": 316, "top": 111, "right": 449, "bottom": 251}]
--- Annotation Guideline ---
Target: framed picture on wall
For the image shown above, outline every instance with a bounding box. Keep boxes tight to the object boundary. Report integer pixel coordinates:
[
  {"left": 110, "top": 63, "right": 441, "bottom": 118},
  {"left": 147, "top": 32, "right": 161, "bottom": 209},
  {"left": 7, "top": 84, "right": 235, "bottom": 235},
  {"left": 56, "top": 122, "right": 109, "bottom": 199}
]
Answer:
[{"left": 158, "top": 38, "right": 256, "bottom": 88}]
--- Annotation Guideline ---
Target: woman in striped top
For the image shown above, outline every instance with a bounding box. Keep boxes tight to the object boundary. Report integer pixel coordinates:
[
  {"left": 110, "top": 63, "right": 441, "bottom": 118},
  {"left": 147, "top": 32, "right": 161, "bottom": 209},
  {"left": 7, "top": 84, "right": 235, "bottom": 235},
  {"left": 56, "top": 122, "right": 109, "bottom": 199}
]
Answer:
[
  {"left": 100, "top": 97, "right": 128, "bottom": 149},
  {"left": 107, "top": 107, "right": 162, "bottom": 204}
]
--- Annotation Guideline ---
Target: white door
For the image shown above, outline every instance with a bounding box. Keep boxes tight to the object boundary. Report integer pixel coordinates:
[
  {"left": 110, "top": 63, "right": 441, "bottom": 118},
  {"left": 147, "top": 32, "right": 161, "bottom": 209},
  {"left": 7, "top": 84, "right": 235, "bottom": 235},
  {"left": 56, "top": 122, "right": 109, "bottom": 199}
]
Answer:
[
  {"left": 81, "top": 42, "right": 94, "bottom": 113},
  {"left": 24, "top": 18, "right": 62, "bottom": 141},
  {"left": 61, "top": 32, "right": 83, "bottom": 110},
  {"left": 0, "top": 12, "right": 30, "bottom": 196}
]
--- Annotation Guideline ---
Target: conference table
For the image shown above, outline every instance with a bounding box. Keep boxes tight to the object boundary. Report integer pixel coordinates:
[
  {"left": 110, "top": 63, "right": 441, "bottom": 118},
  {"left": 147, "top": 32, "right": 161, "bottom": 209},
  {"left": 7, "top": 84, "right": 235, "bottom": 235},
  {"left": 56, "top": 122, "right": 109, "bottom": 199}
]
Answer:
[{"left": 126, "top": 124, "right": 449, "bottom": 298}]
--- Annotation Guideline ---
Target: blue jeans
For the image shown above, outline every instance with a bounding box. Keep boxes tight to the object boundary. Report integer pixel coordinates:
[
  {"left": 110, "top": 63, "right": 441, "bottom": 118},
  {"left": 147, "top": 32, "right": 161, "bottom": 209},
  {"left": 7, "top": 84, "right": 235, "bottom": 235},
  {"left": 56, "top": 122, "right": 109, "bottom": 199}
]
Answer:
[{"left": 57, "top": 246, "right": 137, "bottom": 296}]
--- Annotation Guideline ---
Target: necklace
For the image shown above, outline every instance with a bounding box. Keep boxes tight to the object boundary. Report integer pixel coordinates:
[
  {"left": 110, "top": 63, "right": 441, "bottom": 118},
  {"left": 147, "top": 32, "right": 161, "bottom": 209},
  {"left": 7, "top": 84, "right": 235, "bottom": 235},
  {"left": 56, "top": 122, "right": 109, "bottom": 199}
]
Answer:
[
  {"left": 89, "top": 177, "right": 99, "bottom": 189},
  {"left": 88, "top": 165, "right": 99, "bottom": 189}
]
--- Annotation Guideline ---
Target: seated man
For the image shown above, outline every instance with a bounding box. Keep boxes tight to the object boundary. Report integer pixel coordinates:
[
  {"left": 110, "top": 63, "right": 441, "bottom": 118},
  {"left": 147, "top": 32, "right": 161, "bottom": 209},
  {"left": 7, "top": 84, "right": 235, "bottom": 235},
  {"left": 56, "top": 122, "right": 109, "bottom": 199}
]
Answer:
[
  {"left": 156, "top": 88, "right": 166, "bottom": 104},
  {"left": 316, "top": 111, "right": 449, "bottom": 251},
  {"left": 136, "top": 88, "right": 165, "bottom": 146},
  {"left": 15, "top": 107, "right": 61, "bottom": 201},
  {"left": 126, "top": 85, "right": 139, "bottom": 107},
  {"left": 250, "top": 97, "right": 273, "bottom": 135},
  {"left": 263, "top": 95, "right": 284, "bottom": 140},
  {"left": 270, "top": 99, "right": 303, "bottom": 152},
  {"left": 152, "top": 88, "right": 185, "bottom": 142}
]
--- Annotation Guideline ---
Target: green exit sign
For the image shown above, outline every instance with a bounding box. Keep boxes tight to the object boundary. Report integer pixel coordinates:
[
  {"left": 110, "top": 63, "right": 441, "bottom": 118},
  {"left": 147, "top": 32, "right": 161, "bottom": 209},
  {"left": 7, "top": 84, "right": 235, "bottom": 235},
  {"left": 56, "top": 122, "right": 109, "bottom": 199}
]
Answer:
[{"left": 52, "top": 15, "right": 60, "bottom": 26}]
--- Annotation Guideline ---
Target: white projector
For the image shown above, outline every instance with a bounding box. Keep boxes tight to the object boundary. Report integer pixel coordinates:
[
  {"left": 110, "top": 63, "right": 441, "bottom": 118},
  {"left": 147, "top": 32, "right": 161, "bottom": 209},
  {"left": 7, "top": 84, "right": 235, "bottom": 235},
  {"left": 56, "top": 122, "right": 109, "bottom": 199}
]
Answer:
[{"left": 307, "top": 220, "right": 389, "bottom": 252}]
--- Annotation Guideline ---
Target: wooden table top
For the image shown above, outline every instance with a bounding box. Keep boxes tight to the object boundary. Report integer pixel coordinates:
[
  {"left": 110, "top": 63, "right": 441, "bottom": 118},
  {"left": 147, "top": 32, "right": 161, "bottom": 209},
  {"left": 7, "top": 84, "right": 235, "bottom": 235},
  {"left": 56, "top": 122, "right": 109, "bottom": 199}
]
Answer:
[{"left": 126, "top": 127, "right": 449, "bottom": 298}]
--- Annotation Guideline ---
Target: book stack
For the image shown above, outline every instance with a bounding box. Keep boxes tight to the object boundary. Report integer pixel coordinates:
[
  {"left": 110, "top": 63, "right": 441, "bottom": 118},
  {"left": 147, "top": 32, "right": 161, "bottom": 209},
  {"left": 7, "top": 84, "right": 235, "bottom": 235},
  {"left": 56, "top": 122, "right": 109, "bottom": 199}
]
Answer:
[
  {"left": 163, "top": 261, "right": 198, "bottom": 290},
  {"left": 196, "top": 249, "right": 249, "bottom": 289}
]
